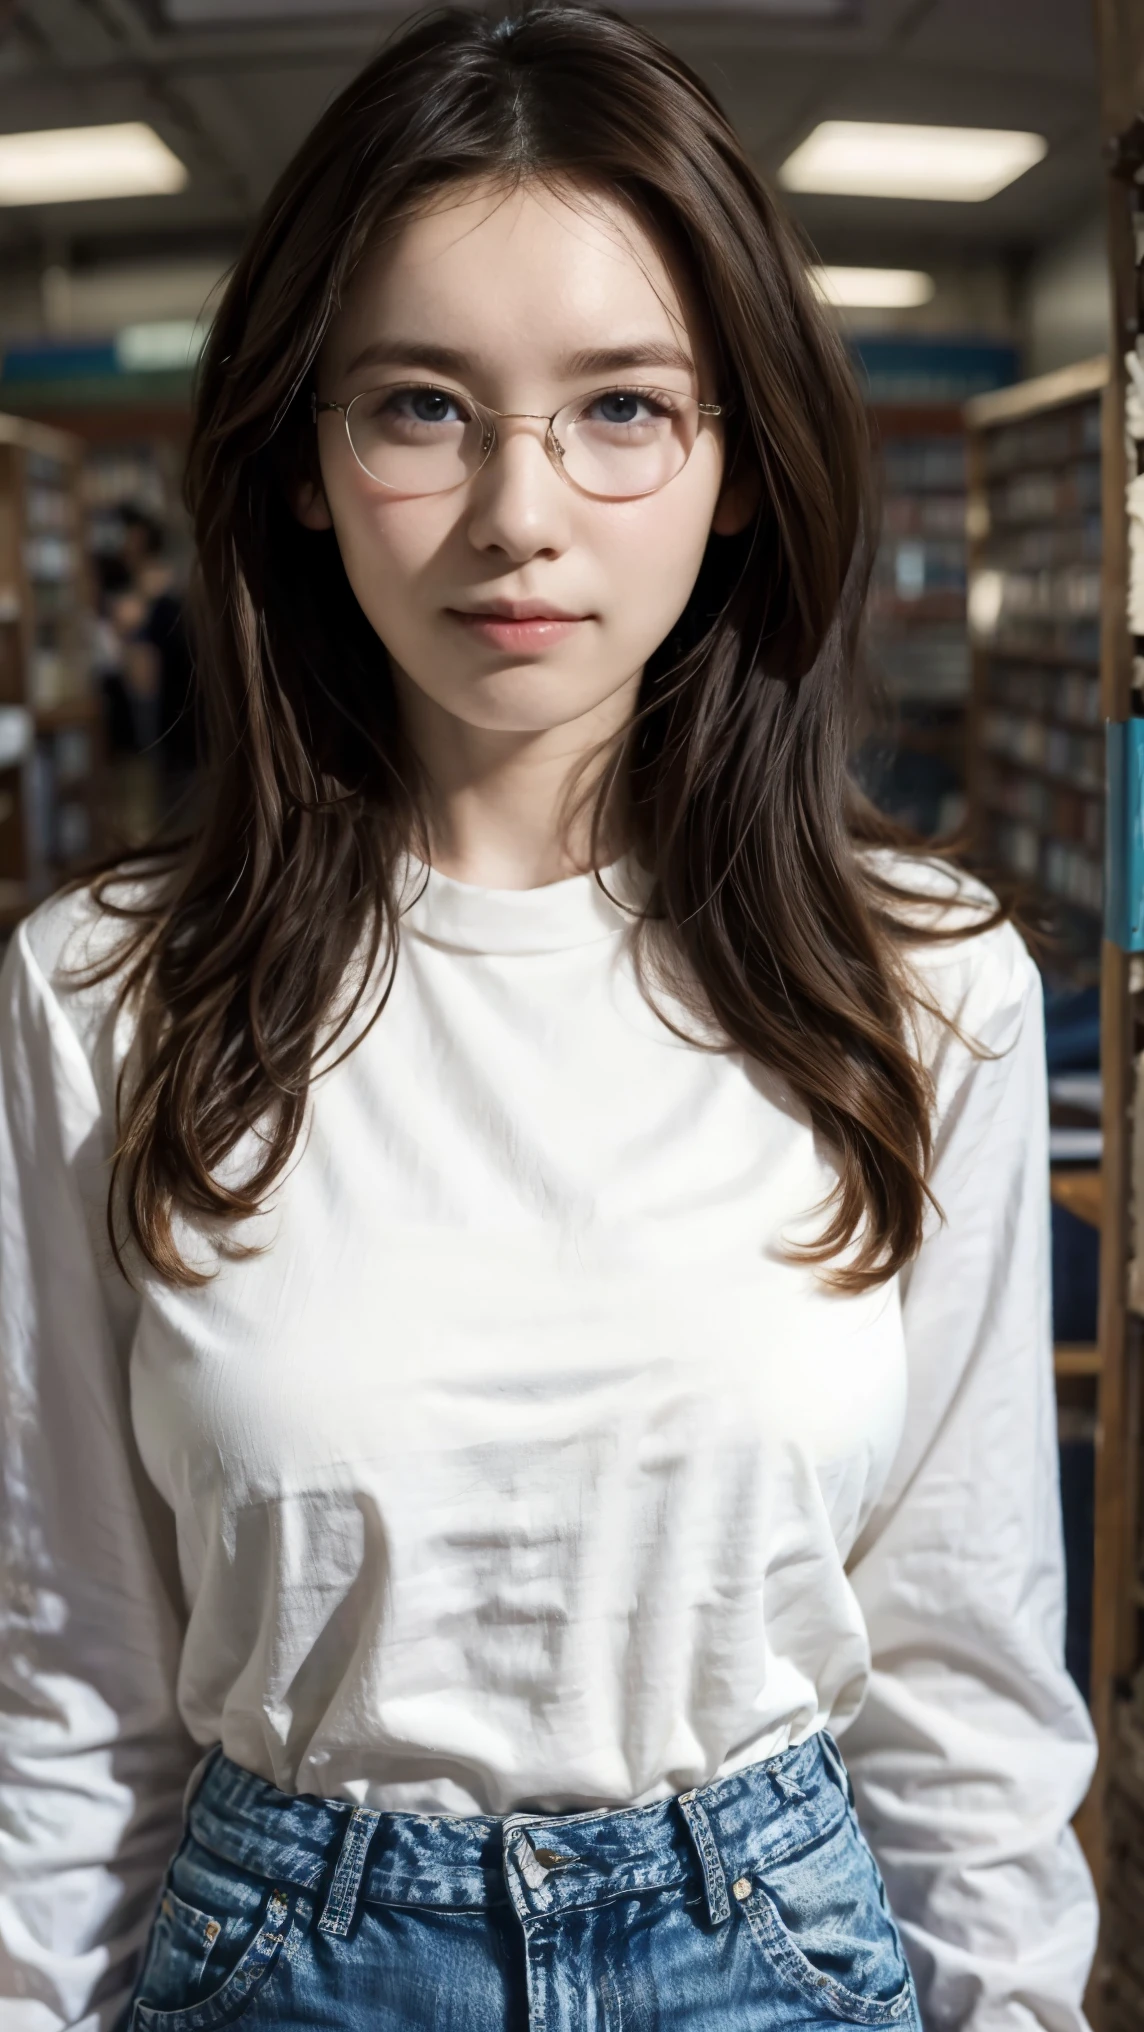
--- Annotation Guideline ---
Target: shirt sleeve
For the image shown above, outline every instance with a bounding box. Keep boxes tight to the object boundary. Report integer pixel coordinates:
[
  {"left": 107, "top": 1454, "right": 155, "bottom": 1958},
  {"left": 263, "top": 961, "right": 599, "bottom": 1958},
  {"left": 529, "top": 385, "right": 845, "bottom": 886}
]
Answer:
[
  {"left": 0, "top": 921, "right": 197, "bottom": 2030},
  {"left": 841, "top": 918, "right": 1099, "bottom": 2031}
]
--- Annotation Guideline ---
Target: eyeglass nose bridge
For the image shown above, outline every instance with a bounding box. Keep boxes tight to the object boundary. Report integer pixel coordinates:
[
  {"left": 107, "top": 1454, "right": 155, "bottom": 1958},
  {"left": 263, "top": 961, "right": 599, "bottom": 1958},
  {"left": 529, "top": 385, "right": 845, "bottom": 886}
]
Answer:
[{"left": 472, "top": 406, "right": 569, "bottom": 477}]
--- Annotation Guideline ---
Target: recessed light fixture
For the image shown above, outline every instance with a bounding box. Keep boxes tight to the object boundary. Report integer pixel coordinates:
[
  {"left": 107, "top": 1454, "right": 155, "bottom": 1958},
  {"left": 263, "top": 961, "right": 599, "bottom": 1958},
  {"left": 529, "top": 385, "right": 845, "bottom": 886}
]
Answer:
[
  {"left": 812, "top": 266, "right": 935, "bottom": 308},
  {"left": 0, "top": 123, "right": 187, "bottom": 206},
  {"left": 116, "top": 319, "right": 208, "bottom": 373},
  {"left": 780, "top": 121, "right": 1048, "bottom": 202}
]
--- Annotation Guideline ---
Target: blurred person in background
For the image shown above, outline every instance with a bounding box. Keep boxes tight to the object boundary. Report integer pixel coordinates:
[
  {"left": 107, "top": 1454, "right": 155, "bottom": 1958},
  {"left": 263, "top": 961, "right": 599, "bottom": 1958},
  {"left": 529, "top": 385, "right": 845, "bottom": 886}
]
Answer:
[
  {"left": 88, "top": 547, "right": 166, "bottom": 849},
  {"left": 0, "top": 7, "right": 1097, "bottom": 2032},
  {"left": 119, "top": 503, "right": 197, "bottom": 819},
  {"left": 88, "top": 550, "right": 136, "bottom": 759}
]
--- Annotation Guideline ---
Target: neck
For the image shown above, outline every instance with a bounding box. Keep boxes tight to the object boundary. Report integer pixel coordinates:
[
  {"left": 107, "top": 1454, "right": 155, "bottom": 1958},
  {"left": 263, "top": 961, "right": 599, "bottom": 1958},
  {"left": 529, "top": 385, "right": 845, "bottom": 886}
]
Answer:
[{"left": 393, "top": 667, "right": 638, "bottom": 890}]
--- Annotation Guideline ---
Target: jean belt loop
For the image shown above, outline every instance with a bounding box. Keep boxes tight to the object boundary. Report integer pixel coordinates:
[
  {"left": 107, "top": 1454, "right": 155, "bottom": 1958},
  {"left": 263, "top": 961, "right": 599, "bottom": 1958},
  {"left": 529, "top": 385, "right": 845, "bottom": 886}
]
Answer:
[
  {"left": 818, "top": 1729, "right": 856, "bottom": 1808},
  {"left": 677, "top": 1787, "right": 731, "bottom": 1927},
  {"left": 318, "top": 1805, "right": 383, "bottom": 1938}
]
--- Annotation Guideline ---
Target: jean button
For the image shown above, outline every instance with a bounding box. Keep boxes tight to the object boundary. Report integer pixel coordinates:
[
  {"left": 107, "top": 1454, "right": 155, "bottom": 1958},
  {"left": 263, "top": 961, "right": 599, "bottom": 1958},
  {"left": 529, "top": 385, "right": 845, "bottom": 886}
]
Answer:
[{"left": 731, "top": 1877, "right": 752, "bottom": 1901}]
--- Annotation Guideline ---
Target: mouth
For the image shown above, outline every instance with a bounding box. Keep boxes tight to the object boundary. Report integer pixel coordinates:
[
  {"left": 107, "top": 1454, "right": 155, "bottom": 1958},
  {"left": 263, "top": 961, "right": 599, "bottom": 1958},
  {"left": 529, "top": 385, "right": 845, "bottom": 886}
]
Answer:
[{"left": 446, "top": 603, "right": 592, "bottom": 651}]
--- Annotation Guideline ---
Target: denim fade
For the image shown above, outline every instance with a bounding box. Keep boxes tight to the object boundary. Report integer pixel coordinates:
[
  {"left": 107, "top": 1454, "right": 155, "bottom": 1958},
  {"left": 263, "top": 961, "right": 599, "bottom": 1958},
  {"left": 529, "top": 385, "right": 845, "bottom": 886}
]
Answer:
[{"left": 127, "top": 1730, "right": 922, "bottom": 2030}]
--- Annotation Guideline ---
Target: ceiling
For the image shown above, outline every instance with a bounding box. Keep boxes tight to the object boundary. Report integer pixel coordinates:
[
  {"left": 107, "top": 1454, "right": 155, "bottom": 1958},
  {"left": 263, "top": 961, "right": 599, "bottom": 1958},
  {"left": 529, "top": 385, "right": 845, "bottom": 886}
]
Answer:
[{"left": 0, "top": 0, "right": 1102, "bottom": 284}]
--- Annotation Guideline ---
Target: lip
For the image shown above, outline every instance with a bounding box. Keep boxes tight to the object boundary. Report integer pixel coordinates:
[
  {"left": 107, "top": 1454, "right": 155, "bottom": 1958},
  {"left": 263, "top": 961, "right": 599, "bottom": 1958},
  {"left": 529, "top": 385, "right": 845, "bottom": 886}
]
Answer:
[
  {"left": 454, "top": 601, "right": 586, "bottom": 621},
  {"left": 447, "top": 604, "right": 592, "bottom": 651}
]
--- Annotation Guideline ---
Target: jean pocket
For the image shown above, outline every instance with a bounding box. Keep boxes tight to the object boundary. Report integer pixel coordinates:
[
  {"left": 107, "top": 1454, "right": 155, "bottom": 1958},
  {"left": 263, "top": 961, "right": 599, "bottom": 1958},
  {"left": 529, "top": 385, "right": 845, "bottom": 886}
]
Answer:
[
  {"left": 141, "top": 1888, "right": 225, "bottom": 1997},
  {"left": 738, "top": 1811, "right": 917, "bottom": 2027},
  {"left": 131, "top": 1840, "right": 297, "bottom": 2032}
]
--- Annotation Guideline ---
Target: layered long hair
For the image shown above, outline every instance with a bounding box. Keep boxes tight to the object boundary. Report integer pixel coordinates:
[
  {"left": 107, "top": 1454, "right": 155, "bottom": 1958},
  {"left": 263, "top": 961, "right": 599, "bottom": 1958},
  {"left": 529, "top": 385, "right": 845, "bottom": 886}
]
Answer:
[{"left": 89, "top": 0, "right": 1001, "bottom": 1290}]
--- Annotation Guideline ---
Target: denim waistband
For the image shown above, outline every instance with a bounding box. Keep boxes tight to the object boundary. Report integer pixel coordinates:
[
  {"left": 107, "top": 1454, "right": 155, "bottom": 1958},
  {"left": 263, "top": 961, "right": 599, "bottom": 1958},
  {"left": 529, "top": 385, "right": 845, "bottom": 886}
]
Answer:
[{"left": 186, "top": 1731, "right": 853, "bottom": 1936}]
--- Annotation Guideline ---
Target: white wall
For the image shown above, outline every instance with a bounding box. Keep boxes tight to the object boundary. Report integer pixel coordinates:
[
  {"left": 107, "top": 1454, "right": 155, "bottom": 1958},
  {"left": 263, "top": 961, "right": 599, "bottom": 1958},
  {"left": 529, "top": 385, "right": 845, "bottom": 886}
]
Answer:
[
  {"left": 41, "top": 259, "right": 229, "bottom": 336},
  {"left": 0, "top": 256, "right": 230, "bottom": 344},
  {"left": 829, "top": 260, "right": 1018, "bottom": 342}
]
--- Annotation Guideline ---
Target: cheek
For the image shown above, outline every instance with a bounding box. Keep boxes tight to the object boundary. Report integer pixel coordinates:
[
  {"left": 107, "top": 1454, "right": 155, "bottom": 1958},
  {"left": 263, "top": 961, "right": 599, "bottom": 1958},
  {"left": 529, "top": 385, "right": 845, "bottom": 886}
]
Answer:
[
  {"left": 594, "top": 481, "right": 718, "bottom": 638},
  {"left": 324, "top": 462, "right": 460, "bottom": 618}
]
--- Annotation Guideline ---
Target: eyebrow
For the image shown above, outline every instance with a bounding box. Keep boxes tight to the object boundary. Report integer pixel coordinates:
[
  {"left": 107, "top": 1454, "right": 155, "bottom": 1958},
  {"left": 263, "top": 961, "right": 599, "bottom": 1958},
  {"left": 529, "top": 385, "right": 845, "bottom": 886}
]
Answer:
[{"left": 343, "top": 338, "right": 697, "bottom": 380}]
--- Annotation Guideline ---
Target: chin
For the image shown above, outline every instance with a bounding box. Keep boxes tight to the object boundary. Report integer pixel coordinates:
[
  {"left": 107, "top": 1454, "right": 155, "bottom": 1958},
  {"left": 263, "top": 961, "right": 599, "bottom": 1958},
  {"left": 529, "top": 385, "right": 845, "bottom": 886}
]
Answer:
[
  {"left": 441, "top": 671, "right": 619, "bottom": 734},
  {"left": 453, "top": 701, "right": 598, "bottom": 735}
]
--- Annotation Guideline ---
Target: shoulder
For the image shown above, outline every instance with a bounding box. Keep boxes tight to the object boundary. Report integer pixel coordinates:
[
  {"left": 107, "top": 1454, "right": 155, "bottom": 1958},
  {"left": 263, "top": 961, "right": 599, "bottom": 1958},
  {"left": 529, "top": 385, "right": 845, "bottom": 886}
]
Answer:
[
  {"left": 3, "top": 873, "right": 155, "bottom": 1087},
  {"left": 861, "top": 847, "right": 1040, "bottom": 1060}
]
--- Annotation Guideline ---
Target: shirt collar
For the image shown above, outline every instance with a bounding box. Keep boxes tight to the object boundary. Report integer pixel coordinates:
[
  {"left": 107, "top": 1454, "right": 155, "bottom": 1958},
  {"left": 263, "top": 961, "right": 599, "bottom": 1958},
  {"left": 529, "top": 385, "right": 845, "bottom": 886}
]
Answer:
[{"left": 398, "top": 855, "right": 644, "bottom": 956}]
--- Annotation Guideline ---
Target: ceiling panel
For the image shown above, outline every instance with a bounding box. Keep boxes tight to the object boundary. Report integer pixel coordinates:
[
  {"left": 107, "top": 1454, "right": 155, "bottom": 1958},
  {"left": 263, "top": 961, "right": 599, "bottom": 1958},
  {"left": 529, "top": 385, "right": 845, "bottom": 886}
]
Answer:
[
  {"left": 908, "top": 0, "right": 1097, "bottom": 82},
  {"left": 174, "top": 63, "right": 357, "bottom": 202},
  {"left": 160, "top": 0, "right": 857, "bottom": 18},
  {"left": 161, "top": 1, "right": 418, "bottom": 16},
  {"left": 0, "top": 0, "right": 1102, "bottom": 270}
]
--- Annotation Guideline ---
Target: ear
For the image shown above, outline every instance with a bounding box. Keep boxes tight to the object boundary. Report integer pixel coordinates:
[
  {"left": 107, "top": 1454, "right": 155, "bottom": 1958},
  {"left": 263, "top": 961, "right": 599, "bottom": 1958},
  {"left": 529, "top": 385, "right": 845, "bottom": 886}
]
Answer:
[
  {"left": 711, "top": 463, "right": 761, "bottom": 537},
  {"left": 293, "top": 477, "right": 334, "bottom": 531}
]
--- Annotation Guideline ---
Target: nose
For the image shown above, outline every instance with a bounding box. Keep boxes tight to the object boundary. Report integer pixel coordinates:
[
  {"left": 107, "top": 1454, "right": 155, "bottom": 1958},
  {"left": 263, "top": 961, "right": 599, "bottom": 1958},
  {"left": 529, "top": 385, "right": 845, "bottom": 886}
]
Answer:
[{"left": 464, "top": 418, "right": 572, "bottom": 564}]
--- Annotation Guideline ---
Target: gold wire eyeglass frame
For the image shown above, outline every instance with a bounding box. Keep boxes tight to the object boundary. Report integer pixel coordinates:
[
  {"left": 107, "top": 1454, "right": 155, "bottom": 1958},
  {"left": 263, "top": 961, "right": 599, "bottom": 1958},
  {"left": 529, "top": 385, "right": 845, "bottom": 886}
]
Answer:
[{"left": 311, "top": 384, "right": 725, "bottom": 500}]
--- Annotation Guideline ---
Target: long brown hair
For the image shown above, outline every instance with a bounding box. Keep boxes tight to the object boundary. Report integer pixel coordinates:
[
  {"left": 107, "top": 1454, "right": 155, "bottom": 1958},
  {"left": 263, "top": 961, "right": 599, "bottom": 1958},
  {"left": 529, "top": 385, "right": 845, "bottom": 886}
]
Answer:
[{"left": 89, "top": 0, "right": 1002, "bottom": 1290}]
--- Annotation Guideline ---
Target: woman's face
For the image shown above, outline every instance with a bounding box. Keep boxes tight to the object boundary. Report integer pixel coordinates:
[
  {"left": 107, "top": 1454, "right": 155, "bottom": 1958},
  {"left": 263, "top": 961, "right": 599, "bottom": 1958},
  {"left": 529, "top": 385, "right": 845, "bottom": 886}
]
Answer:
[{"left": 303, "top": 178, "right": 749, "bottom": 749}]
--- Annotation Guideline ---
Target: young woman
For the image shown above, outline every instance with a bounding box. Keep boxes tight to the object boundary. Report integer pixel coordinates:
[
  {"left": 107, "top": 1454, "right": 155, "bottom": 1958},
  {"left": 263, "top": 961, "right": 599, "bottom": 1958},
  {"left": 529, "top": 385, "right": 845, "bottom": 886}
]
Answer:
[{"left": 0, "top": 6, "right": 1097, "bottom": 2029}]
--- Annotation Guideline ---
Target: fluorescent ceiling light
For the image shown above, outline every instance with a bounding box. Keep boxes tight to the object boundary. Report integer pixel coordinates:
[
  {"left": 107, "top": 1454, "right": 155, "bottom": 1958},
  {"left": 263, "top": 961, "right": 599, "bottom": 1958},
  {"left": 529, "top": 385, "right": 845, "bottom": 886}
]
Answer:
[
  {"left": 812, "top": 265, "right": 934, "bottom": 308},
  {"left": 780, "top": 121, "right": 1047, "bottom": 202},
  {"left": 0, "top": 123, "right": 186, "bottom": 206},
  {"left": 116, "top": 319, "right": 207, "bottom": 372}
]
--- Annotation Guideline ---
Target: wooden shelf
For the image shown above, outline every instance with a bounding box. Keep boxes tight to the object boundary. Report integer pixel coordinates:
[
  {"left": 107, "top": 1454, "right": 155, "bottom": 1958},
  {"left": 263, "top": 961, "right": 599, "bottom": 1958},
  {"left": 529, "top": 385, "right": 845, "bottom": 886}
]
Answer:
[
  {"left": 980, "top": 641, "right": 1100, "bottom": 668},
  {"left": 983, "top": 811, "right": 1101, "bottom": 863},
  {"left": 980, "top": 755, "right": 1103, "bottom": 797},
  {"left": 33, "top": 697, "right": 100, "bottom": 732},
  {"left": 0, "top": 412, "right": 85, "bottom": 461},
  {"left": 1055, "top": 1344, "right": 1103, "bottom": 1378},
  {"left": 965, "top": 356, "right": 1109, "bottom": 430},
  {"left": 981, "top": 707, "right": 1102, "bottom": 738},
  {"left": 986, "top": 453, "right": 1102, "bottom": 484},
  {"left": 869, "top": 593, "right": 966, "bottom": 624},
  {"left": 1052, "top": 1168, "right": 1103, "bottom": 1228},
  {"left": 985, "top": 520, "right": 1099, "bottom": 548}
]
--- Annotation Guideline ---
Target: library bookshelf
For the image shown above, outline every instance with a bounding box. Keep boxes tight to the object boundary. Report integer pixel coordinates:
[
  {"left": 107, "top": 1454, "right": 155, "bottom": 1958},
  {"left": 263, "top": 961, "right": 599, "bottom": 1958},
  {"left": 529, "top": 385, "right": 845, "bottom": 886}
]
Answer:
[
  {"left": 965, "top": 357, "right": 1108, "bottom": 992},
  {"left": 0, "top": 412, "right": 98, "bottom": 933}
]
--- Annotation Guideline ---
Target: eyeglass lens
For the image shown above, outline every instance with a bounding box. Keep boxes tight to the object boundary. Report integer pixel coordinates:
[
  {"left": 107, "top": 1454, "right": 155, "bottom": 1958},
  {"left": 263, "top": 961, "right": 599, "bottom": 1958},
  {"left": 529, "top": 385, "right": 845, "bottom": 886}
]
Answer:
[{"left": 343, "top": 384, "right": 703, "bottom": 499}]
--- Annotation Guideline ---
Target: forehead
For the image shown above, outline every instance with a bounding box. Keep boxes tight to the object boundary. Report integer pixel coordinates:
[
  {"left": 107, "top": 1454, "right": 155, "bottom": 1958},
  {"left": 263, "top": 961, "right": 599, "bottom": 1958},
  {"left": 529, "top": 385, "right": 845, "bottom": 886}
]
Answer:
[{"left": 324, "top": 178, "right": 703, "bottom": 377}]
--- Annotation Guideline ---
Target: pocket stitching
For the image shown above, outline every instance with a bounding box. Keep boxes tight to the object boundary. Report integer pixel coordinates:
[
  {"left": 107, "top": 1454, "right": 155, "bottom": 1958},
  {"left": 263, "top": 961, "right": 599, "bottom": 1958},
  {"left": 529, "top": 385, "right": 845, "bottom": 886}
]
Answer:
[
  {"left": 158, "top": 1889, "right": 223, "bottom": 1959},
  {"left": 740, "top": 1792, "right": 849, "bottom": 1879},
  {"left": 133, "top": 1886, "right": 295, "bottom": 2032},
  {"left": 742, "top": 1882, "right": 915, "bottom": 2028}
]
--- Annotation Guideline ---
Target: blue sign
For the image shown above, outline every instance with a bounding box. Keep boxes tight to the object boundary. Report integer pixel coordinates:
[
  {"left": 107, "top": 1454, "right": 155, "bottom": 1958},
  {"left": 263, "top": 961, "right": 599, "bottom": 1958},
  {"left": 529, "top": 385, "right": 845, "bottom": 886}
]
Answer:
[
  {"left": 1105, "top": 719, "right": 1144, "bottom": 951},
  {"left": 0, "top": 340, "right": 120, "bottom": 382},
  {"left": 850, "top": 336, "right": 1019, "bottom": 404}
]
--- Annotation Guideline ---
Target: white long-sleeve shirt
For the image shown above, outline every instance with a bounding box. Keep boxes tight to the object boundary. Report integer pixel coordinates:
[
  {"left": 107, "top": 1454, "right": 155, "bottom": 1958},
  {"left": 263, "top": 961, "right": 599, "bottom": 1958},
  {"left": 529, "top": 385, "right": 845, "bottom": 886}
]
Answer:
[{"left": 0, "top": 854, "right": 1096, "bottom": 2029}]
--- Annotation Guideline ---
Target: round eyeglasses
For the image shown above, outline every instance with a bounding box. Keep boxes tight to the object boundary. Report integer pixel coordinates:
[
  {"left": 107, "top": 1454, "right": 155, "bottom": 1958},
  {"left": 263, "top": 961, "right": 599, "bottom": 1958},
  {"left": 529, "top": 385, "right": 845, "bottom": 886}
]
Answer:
[{"left": 313, "top": 381, "right": 724, "bottom": 502}]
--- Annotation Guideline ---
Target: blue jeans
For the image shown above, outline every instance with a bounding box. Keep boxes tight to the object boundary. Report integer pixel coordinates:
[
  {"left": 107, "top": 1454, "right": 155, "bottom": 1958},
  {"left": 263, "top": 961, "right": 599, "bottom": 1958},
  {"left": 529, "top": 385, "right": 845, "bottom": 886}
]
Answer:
[{"left": 127, "top": 1731, "right": 921, "bottom": 2029}]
